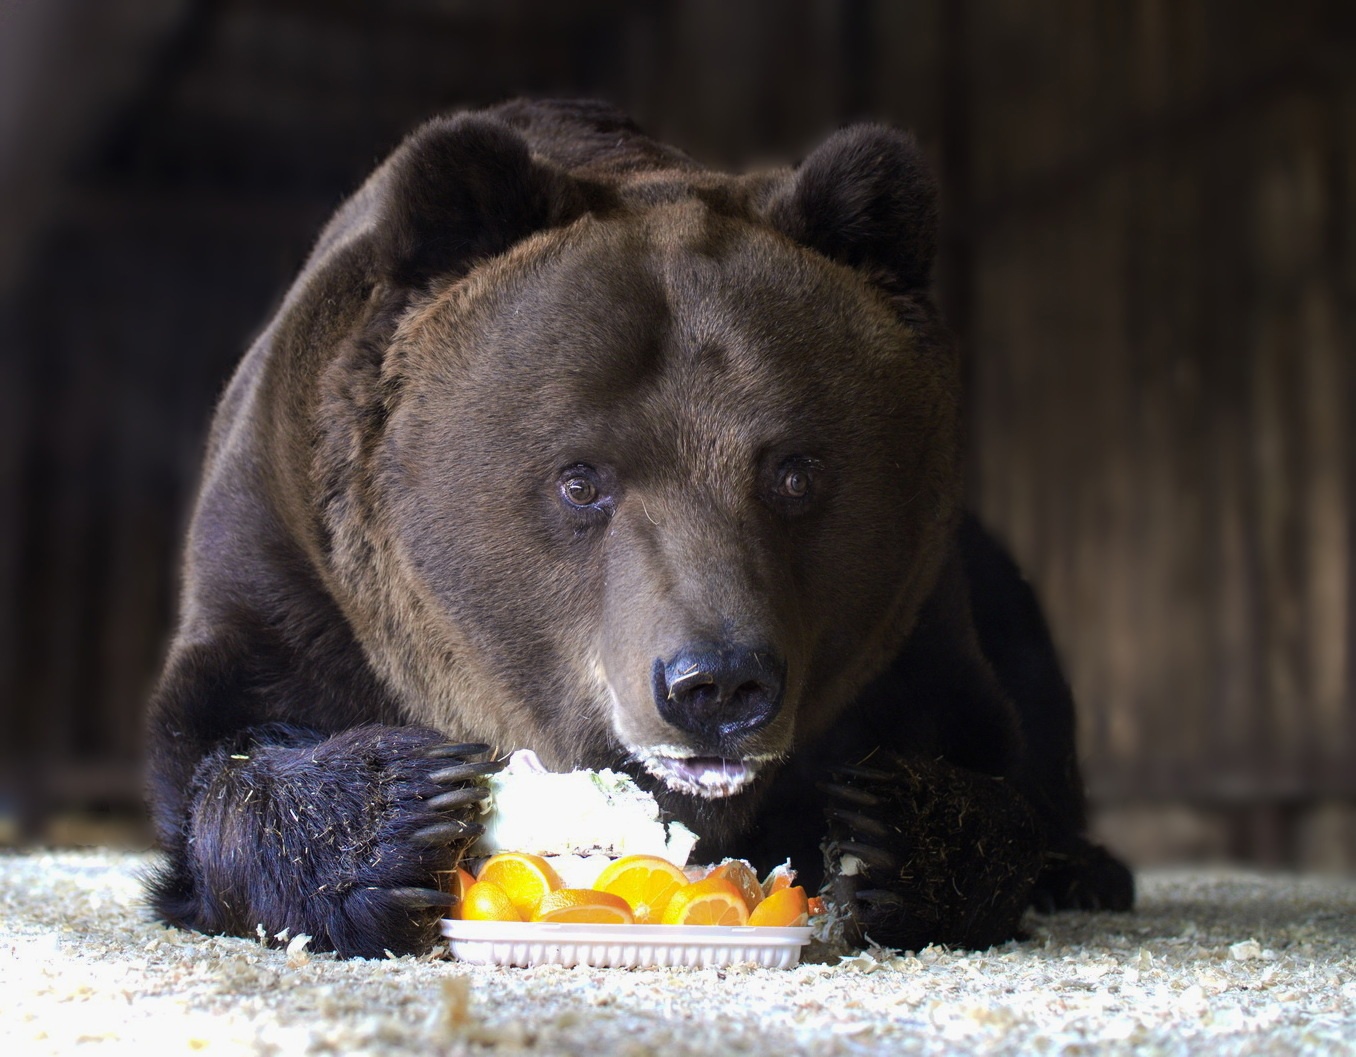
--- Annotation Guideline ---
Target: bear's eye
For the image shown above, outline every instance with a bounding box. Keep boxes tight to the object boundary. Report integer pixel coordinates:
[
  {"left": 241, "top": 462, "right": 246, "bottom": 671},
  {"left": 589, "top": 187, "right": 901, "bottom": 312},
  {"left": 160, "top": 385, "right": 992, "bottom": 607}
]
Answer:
[
  {"left": 767, "top": 456, "right": 820, "bottom": 515},
  {"left": 557, "top": 465, "right": 612, "bottom": 517},
  {"left": 779, "top": 468, "right": 811, "bottom": 499},
  {"left": 562, "top": 475, "right": 599, "bottom": 506}
]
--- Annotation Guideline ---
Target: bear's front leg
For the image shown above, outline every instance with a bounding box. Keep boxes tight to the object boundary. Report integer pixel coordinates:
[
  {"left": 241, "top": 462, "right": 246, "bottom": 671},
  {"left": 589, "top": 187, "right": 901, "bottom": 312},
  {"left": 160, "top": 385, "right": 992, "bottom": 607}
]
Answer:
[
  {"left": 148, "top": 724, "right": 499, "bottom": 958},
  {"left": 820, "top": 754, "right": 1046, "bottom": 952}
]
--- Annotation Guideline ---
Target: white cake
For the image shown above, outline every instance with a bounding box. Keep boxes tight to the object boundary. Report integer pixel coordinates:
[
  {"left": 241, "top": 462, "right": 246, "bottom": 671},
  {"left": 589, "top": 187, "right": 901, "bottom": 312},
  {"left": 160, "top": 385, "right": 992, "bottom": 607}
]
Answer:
[{"left": 468, "top": 750, "right": 700, "bottom": 886}]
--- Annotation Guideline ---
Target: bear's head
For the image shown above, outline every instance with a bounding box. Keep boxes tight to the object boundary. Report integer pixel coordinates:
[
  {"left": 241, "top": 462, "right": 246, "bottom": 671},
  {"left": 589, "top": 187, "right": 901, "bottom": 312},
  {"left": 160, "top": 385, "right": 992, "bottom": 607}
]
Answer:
[{"left": 315, "top": 114, "right": 962, "bottom": 838}]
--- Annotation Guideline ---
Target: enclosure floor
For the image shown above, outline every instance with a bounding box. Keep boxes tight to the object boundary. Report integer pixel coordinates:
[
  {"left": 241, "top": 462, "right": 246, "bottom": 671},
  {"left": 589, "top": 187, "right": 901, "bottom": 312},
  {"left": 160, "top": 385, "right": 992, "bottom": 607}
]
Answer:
[{"left": 2, "top": 850, "right": 1353, "bottom": 1056}]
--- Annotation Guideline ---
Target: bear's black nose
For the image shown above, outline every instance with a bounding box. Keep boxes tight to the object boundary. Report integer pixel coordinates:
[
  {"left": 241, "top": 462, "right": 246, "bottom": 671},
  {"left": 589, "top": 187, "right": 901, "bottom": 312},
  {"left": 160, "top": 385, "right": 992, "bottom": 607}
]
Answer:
[{"left": 652, "top": 644, "right": 785, "bottom": 742}]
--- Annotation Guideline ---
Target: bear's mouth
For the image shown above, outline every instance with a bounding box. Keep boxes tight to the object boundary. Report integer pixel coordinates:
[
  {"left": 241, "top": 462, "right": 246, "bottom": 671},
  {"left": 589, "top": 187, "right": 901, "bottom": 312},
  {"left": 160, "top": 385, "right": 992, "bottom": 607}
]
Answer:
[{"left": 636, "top": 751, "right": 762, "bottom": 799}]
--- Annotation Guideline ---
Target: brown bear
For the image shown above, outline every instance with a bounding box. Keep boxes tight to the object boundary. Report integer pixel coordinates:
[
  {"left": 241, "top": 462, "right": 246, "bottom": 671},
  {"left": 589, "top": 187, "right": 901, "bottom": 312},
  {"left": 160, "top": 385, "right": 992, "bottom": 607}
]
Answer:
[{"left": 145, "top": 99, "right": 1132, "bottom": 959}]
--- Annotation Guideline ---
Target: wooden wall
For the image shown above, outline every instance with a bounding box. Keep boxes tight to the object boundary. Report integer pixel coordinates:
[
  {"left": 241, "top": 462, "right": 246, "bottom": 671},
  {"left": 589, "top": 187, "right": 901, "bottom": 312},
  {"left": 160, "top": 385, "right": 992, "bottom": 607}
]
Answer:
[
  {"left": 959, "top": 0, "right": 1354, "bottom": 863},
  {"left": 1, "top": 0, "right": 1351, "bottom": 865}
]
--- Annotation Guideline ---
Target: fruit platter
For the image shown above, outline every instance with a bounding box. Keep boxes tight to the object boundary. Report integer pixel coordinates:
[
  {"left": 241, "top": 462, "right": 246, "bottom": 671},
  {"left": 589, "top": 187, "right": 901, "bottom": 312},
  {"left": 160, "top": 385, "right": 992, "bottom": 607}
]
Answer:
[{"left": 438, "top": 750, "right": 822, "bottom": 968}]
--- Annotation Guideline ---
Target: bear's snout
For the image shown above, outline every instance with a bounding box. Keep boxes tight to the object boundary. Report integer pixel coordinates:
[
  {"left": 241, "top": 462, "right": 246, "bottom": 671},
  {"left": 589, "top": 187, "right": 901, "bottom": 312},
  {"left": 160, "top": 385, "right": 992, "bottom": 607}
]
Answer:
[{"left": 651, "top": 643, "right": 785, "bottom": 743}]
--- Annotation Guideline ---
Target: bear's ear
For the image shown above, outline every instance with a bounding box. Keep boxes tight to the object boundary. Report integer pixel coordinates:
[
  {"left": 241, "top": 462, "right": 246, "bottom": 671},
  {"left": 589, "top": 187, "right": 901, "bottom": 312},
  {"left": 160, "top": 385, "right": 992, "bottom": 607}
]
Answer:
[
  {"left": 765, "top": 125, "right": 938, "bottom": 294},
  {"left": 375, "top": 114, "right": 592, "bottom": 289}
]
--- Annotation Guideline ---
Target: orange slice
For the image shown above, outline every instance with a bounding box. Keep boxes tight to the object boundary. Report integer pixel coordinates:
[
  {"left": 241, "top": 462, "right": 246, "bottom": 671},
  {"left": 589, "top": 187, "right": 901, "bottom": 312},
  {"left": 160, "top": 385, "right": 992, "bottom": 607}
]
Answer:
[
  {"left": 749, "top": 885, "right": 810, "bottom": 927},
  {"left": 709, "top": 860, "right": 763, "bottom": 913},
  {"left": 452, "top": 865, "right": 477, "bottom": 895},
  {"left": 532, "top": 889, "right": 634, "bottom": 925},
  {"left": 459, "top": 880, "right": 522, "bottom": 922},
  {"left": 476, "top": 852, "right": 562, "bottom": 919},
  {"left": 661, "top": 877, "right": 750, "bottom": 926},
  {"left": 593, "top": 855, "right": 690, "bottom": 924},
  {"left": 438, "top": 866, "right": 478, "bottom": 919},
  {"left": 807, "top": 895, "right": 827, "bottom": 917},
  {"left": 761, "top": 861, "right": 797, "bottom": 897}
]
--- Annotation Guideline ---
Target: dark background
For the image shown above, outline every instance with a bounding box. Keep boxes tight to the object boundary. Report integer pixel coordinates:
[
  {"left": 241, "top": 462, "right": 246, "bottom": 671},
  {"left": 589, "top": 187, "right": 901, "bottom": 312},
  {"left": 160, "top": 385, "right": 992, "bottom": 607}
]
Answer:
[{"left": 1, "top": 0, "right": 1352, "bottom": 869}]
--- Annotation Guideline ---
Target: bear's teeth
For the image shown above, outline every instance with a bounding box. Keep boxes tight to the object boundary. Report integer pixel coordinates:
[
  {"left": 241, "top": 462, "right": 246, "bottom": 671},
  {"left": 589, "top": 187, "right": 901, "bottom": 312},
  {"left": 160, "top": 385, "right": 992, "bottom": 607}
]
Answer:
[{"left": 642, "top": 754, "right": 758, "bottom": 799}]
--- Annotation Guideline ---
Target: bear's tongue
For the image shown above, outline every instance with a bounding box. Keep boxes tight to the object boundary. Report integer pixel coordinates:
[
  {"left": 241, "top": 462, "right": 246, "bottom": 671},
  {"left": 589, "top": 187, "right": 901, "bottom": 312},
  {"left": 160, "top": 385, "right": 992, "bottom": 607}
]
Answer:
[{"left": 650, "top": 755, "right": 754, "bottom": 799}]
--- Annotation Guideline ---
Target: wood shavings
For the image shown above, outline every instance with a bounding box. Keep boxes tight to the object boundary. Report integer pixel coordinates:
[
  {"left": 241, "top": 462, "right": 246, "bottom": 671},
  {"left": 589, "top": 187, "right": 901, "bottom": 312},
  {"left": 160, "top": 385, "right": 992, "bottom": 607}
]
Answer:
[
  {"left": 1228, "top": 938, "right": 1272, "bottom": 961},
  {"left": 3, "top": 851, "right": 1355, "bottom": 1056},
  {"left": 285, "top": 933, "right": 312, "bottom": 968},
  {"left": 440, "top": 976, "right": 472, "bottom": 1027}
]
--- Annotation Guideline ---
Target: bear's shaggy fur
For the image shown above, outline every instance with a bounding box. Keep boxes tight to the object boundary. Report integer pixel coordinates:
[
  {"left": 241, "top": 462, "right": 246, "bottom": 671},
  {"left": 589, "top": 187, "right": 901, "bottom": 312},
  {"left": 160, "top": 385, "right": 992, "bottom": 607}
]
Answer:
[{"left": 146, "top": 99, "right": 1131, "bottom": 958}]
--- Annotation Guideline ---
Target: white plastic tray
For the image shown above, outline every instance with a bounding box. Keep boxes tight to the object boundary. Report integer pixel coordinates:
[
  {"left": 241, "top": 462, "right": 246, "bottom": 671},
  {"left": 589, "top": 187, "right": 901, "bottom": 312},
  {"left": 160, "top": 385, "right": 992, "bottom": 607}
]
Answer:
[{"left": 441, "top": 919, "right": 812, "bottom": 969}]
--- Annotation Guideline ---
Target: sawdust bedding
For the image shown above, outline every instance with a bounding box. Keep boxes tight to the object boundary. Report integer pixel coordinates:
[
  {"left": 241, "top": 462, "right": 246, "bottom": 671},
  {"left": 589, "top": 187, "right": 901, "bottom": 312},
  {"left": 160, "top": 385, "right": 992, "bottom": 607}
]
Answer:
[{"left": 2, "top": 849, "right": 1353, "bottom": 1056}]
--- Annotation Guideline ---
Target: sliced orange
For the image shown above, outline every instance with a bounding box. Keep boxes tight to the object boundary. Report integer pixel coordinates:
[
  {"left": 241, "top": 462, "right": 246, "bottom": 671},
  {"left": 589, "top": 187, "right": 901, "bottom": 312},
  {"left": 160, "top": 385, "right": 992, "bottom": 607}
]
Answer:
[
  {"left": 807, "top": 895, "right": 827, "bottom": 918},
  {"left": 476, "top": 852, "right": 562, "bottom": 919},
  {"left": 761, "top": 861, "right": 797, "bottom": 897},
  {"left": 709, "top": 860, "right": 764, "bottom": 914},
  {"left": 593, "top": 855, "right": 690, "bottom": 924},
  {"left": 438, "top": 866, "right": 479, "bottom": 919},
  {"left": 459, "top": 880, "right": 522, "bottom": 922},
  {"left": 532, "top": 889, "right": 634, "bottom": 925},
  {"left": 749, "top": 885, "right": 809, "bottom": 927},
  {"left": 661, "top": 877, "right": 751, "bottom": 926}
]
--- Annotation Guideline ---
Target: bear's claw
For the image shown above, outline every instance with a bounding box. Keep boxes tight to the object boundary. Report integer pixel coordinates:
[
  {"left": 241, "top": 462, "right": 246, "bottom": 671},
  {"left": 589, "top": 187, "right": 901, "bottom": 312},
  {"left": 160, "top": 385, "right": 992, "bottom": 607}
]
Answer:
[
  {"left": 429, "top": 758, "right": 506, "bottom": 784},
  {"left": 824, "top": 806, "right": 895, "bottom": 841},
  {"left": 829, "top": 762, "right": 898, "bottom": 782},
  {"left": 817, "top": 781, "right": 884, "bottom": 807},
  {"left": 385, "top": 886, "right": 459, "bottom": 910},
  {"left": 834, "top": 840, "right": 902, "bottom": 873},
  {"left": 424, "top": 786, "right": 491, "bottom": 812},
  {"left": 424, "top": 742, "right": 493, "bottom": 759},
  {"left": 411, "top": 819, "right": 484, "bottom": 846}
]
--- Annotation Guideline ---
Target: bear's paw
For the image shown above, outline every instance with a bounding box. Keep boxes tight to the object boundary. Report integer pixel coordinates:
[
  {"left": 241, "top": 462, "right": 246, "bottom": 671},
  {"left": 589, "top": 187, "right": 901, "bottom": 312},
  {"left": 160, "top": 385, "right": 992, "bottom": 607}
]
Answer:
[
  {"left": 1029, "top": 837, "right": 1135, "bottom": 914},
  {"left": 160, "top": 726, "right": 503, "bottom": 958},
  {"left": 819, "top": 754, "right": 1045, "bottom": 953}
]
